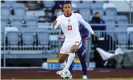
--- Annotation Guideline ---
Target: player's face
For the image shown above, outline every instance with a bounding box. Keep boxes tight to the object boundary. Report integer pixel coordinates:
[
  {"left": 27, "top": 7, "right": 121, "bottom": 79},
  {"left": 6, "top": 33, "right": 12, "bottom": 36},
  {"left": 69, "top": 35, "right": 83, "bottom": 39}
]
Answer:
[
  {"left": 95, "top": 14, "right": 100, "bottom": 18},
  {"left": 63, "top": 4, "right": 72, "bottom": 15}
]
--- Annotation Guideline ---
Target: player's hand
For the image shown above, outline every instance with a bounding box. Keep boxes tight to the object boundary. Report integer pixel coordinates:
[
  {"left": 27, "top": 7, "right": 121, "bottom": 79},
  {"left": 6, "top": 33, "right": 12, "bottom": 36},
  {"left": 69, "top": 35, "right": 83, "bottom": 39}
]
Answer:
[{"left": 93, "top": 33, "right": 100, "bottom": 38}]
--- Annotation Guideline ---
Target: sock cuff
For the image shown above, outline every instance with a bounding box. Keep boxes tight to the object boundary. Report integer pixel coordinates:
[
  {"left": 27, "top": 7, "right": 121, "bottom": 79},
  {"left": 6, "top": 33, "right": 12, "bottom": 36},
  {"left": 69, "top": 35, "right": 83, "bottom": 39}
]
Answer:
[{"left": 69, "top": 53, "right": 75, "bottom": 57}]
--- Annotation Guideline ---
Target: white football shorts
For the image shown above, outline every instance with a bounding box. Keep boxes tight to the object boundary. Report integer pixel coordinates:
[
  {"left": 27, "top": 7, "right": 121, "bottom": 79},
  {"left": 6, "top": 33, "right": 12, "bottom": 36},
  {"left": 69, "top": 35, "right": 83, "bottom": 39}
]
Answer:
[{"left": 60, "top": 37, "right": 82, "bottom": 54}]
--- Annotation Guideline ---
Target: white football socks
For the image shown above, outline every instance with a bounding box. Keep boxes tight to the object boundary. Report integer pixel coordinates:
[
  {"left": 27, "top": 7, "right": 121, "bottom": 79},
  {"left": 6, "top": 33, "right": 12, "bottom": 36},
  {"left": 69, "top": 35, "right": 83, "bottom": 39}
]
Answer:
[{"left": 63, "top": 53, "right": 75, "bottom": 71}]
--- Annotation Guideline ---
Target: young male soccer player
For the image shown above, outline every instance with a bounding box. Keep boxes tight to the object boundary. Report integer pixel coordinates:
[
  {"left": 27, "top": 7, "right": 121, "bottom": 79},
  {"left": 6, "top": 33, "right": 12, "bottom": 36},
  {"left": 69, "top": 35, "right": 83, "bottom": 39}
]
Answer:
[{"left": 52, "top": 1, "right": 100, "bottom": 78}]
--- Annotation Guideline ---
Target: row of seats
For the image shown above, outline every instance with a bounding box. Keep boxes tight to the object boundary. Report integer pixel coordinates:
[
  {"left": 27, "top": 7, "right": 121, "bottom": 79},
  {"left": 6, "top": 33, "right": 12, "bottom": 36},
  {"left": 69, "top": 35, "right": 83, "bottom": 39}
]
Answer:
[
  {"left": 43, "top": 1, "right": 107, "bottom": 8},
  {"left": 1, "top": 15, "right": 129, "bottom": 29},
  {"left": 79, "top": 7, "right": 117, "bottom": 21},
  {"left": 1, "top": 1, "right": 117, "bottom": 21},
  {"left": 1, "top": 2, "right": 26, "bottom": 17},
  {"left": 1, "top": 29, "right": 60, "bottom": 46},
  {"left": 1, "top": 27, "right": 133, "bottom": 46},
  {"left": 1, "top": 16, "right": 38, "bottom": 29}
]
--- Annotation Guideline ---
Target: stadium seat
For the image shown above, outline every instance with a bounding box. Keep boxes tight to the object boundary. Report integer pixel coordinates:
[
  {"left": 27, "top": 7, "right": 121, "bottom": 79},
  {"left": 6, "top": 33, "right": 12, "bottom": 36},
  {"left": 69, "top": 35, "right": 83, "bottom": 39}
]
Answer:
[
  {"left": 81, "top": 1, "right": 93, "bottom": 4},
  {"left": 12, "top": 3, "right": 26, "bottom": 17},
  {"left": 1, "top": 16, "right": 9, "bottom": 29},
  {"left": 105, "top": 7, "right": 117, "bottom": 16},
  {"left": 4, "top": 1, "right": 16, "bottom": 5},
  {"left": 1, "top": 32, "right": 4, "bottom": 46},
  {"left": 90, "top": 3, "right": 103, "bottom": 9},
  {"left": 103, "top": 16, "right": 116, "bottom": 39},
  {"left": 90, "top": 3, "right": 104, "bottom": 17},
  {"left": 77, "top": 2, "right": 90, "bottom": 9},
  {"left": 79, "top": 9, "right": 91, "bottom": 21},
  {"left": 116, "top": 32, "right": 128, "bottom": 45},
  {"left": 1, "top": 8, "right": 10, "bottom": 17},
  {"left": 38, "top": 22, "right": 51, "bottom": 29},
  {"left": 129, "top": 32, "right": 133, "bottom": 44},
  {"left": 115, "top": 28, "right": 128, "bottom": 45},
  {"left": 7, "top": 31, "right": 19, "bottom": 45},
  {"left": 1, "top": 3, "right": 11, "bottom": 8},
  {"left": 43, "top": 1, "right": 55, "bottom": 8},
  {"left": 1, "top": 21, "right": 7, "bottom": 30},
  {"left": 103, "top": 16, "right": 116, "bottom": 30},
  {"left": 22, "top": 32, "right": 34, "bottom": 46},
  {"left": 24, "top": 16, "right": 38, "bottom": 28},
  {"left": 37, "top": 31, "right": 49, "bottom": 46},
  {"left": 26, "top": 9, "right": 46, "bottom": 17},
  {"left": 9, "top": 16, "right": 24, "bottom": 28},
  {"left": 116, "top": 15, "right": 128, "bottom": 28},
  {"left": 95, "top": 1, "right": 107, "bottom": 4}
]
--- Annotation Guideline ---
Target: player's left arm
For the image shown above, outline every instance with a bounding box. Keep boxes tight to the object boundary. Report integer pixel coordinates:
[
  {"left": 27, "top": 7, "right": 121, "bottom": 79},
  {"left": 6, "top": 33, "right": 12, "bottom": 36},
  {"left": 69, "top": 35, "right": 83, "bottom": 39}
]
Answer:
[{"left": 78, "top": 14, "right": 100, "bottom": 38}]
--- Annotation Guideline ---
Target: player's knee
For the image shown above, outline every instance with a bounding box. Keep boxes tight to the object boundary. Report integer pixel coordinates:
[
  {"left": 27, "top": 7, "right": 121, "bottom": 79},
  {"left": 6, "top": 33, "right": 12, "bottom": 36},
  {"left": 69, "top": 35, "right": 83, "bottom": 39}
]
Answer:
[
  {"left": 59, "top": 59, "right": 65, "bottom": 63},
  {"left": 70, "top": 48, "right": 77, "bottom": 53}
]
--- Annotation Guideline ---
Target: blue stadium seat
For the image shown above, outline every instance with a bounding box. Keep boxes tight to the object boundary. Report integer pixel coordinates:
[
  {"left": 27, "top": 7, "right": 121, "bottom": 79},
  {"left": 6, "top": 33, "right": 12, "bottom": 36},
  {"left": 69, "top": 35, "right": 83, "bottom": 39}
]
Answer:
[
  {"left": 1, "top": 8, "right": 10, "bottom": 17},
  {"left": 103, "top": 16, "right": 116, "bottom": 30},
  {"left": 4, "top": 1, "right": 16, "bottom": 5},
  {"left": 115, "top": 28, "right": 128, "bottom": 45},
  {"left": 38, "top": 22, "right": 51, "bottom": 29},
  {"left": 7, "top": 31, "right": 19, "bottom": 45},
  {"left": 116, "top": 32, "right": 128, "bottom": 45},
  {"left": 9, "top": 16, "right": 24, "bottom": 28},
  {"left": 116, "top": 15, "right": 128, "bottom": 28},
  {"left": 90, "top": 3, "right": 104, "bottom": 16},
  {"left": 129, "top": 32, "right": 133, "bottom": 44},
  {"left": 22, "top": 32, "right": 34, "bottom": 46},
  {"left": 1, "top": 32, "right": 4, "bottom": 46},
  {"left": 103, "top": 16, "right": 116, "bottom": 39},
  {"left": 1, "top": 16, "right": 9, "bottom": 28},
  {"left": 77, "top": 2, "right": 90, "bottom": 9},
  {"left": 105, "top": 7, "right": 117, "bottom": 16},
  {"left": 1, "top": 3, "right": 11, "bottom": 8},
  {"left": 43, "top": 1, "right": 55, "bottom": 8},
  {"left": 24, "top": 16, "right": 38, "bottom": 28},
  {"left": 79, "top": 9, "right": 91, "bottom": 21},
  {"left": 95, "top": 1, "right": 107, "bottom": 4},
  {"left": 1, "top": 21, "right": 7, "bottom": 30},
  {"left": 82, "top": 1, "right": 93, "bottom": 4},
  {"left": 12, "top": 3, "right": 26, "bottom": 17},
  {"left": 90, "top": 3, "right": 103, "bottom": 9},
  {"left": 37, "top": 32, "right": 49, "bottom": 46}
]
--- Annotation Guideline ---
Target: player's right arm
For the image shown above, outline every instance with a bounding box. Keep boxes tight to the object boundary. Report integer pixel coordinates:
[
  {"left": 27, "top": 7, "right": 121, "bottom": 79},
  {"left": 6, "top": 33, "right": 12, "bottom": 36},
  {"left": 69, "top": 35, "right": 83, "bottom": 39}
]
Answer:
[
  {"left": 52, "top": 16, "right": 61, "bottom": 29},
  {"left": 53, "top": 20, "right": 59, "bottom": 29}
]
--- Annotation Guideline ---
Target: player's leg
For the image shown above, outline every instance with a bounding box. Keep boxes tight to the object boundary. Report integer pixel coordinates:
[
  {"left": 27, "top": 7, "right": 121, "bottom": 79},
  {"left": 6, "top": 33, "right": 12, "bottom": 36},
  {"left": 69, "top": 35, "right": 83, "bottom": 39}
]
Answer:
[
  {"left": 77, "top": 40, "right": 88, "bottom": 79},
  {"left": 63, "top": 42, "right": 80, "bottom": 71},
  {"left": 58, "top": 53, "right": 68, "bottom": 69}
]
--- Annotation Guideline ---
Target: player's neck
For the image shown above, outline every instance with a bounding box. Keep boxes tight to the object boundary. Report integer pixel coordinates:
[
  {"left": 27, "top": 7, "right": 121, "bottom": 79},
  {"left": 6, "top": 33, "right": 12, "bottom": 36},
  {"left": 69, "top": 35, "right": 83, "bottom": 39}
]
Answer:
[{"left": 64, "top": 13, "right": 72, "bottom": 17}]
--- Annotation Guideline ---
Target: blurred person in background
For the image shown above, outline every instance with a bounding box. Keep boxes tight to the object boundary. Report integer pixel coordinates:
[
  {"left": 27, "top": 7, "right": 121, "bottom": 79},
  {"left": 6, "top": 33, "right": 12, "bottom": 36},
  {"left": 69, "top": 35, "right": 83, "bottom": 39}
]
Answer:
[
  {"left": 52, "top": 1, "right": 64, "bottom": 19},
  {"left": 90, "top": 12, "right": 106, "bottom": 36}
]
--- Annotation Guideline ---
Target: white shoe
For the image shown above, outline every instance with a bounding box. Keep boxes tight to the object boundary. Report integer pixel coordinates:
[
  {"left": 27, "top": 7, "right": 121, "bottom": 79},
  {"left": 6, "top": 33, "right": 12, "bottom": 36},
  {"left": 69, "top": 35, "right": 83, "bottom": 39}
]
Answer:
[
  {"left": 82, "top": 75, "right": 88, "bottom": 79},
  {"left": 56, "top": 70, "right": 63, "bottom": 76},
  {"left": 56, "top": 70, "right": 72, "bottom": 79}
]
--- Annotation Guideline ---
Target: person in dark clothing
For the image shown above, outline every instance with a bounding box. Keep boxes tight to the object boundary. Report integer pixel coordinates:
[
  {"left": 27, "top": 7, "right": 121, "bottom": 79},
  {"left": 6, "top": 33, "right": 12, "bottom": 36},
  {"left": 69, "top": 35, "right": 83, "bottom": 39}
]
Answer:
[{"left": 90, "top": 12, "right": 105, "bottom": 36}]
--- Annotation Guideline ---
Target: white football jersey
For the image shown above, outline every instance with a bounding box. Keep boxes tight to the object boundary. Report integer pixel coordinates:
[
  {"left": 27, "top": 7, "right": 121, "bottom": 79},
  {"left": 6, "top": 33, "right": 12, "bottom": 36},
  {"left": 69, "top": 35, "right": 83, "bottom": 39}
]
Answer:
[{"left": 55, "top": 13, "right": 94, "bottom": 40}]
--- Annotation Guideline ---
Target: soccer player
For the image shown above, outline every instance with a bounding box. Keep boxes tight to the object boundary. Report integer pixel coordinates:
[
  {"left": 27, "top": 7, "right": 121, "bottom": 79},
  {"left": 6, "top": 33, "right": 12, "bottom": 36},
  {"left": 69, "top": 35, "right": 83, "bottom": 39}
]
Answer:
[
  {"left": 53, "top": 1, "right": 100, "bottom": 78},
  {"left": 68, "top": 24, "right": 89, "bottom": 79}
]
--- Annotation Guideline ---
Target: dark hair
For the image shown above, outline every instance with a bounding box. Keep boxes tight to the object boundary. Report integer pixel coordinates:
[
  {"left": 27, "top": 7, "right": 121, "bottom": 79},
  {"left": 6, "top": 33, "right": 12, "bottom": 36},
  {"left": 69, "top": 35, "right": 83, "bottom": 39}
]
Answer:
[
  {"left": 63, "top": 1, "right": 71, "bottom": 7},
  {"left": 94, "top": 12, "right": 100, "bottom": 15}
]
